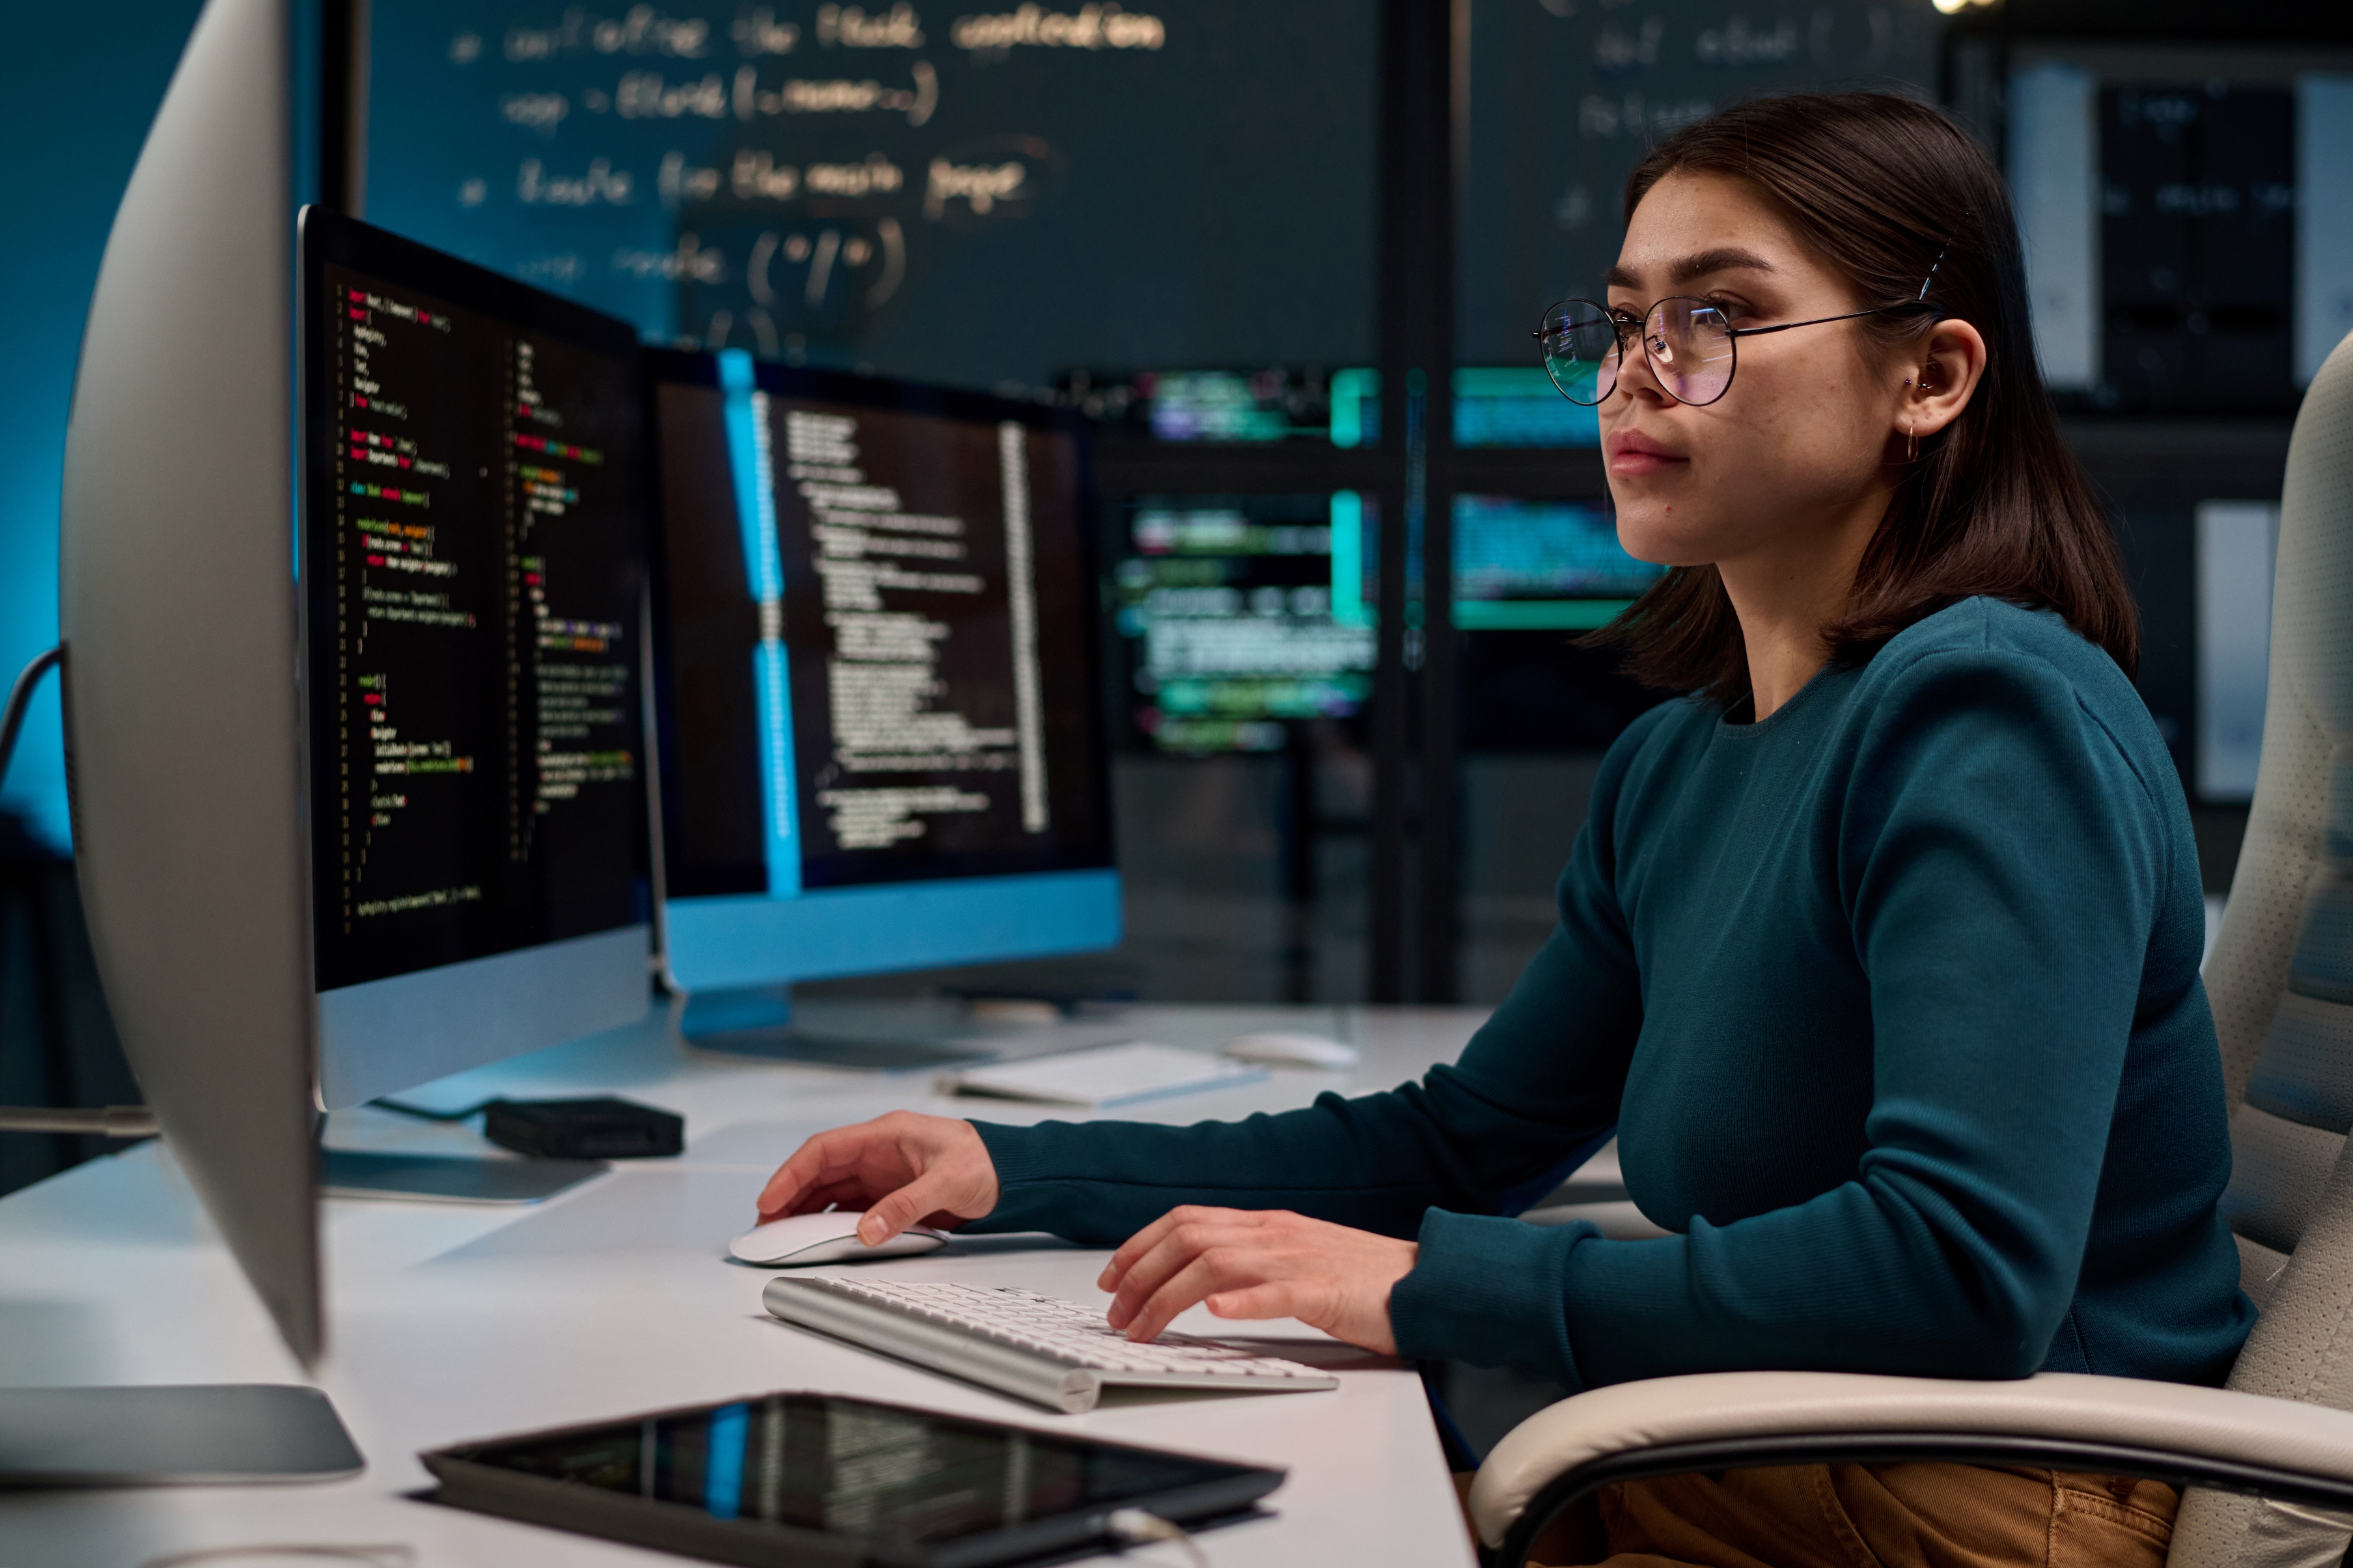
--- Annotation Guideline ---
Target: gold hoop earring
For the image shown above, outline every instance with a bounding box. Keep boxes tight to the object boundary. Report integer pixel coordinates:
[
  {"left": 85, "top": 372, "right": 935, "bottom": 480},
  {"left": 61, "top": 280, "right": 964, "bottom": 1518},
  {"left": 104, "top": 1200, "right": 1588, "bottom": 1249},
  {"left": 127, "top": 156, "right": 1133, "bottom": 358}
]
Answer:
[{"left": 1905, "top": 420, "right": 1918, "bottom": 462}]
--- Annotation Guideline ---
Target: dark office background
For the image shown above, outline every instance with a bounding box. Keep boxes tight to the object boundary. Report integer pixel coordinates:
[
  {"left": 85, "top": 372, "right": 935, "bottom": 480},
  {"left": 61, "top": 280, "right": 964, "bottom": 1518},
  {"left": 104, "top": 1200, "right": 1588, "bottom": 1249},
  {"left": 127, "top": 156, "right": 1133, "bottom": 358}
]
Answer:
[{"left": 5, "top": 0, "right": 2350, "bottom": 1196}]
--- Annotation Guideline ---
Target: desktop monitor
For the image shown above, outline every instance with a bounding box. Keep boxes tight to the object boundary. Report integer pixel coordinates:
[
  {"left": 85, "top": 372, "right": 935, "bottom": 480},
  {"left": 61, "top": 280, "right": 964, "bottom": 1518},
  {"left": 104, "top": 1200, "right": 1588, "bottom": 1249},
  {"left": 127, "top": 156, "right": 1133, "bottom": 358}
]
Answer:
[
  {"left": 644, "top": 350, "right": 1119, "bottom": 1054},
  {"left": 58, "top": 0, "right": 322, "bottom": 1369},
  {"left": 1106, "top": 493, "right": 1378, "bottom": 756},
  {"left": 298, "top": 208, "right": 652, "bottom": 1112},
  {"left": 53, "top": 0, "right": 654, "bottom": 1403}
]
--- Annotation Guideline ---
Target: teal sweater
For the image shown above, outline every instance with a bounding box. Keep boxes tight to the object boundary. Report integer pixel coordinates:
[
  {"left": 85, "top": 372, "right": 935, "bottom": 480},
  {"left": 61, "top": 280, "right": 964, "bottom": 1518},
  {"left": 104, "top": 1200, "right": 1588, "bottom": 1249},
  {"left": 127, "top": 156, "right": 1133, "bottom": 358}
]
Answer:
[{"left": 968, "top": 598, "right": 2255, "bottom": 1392}]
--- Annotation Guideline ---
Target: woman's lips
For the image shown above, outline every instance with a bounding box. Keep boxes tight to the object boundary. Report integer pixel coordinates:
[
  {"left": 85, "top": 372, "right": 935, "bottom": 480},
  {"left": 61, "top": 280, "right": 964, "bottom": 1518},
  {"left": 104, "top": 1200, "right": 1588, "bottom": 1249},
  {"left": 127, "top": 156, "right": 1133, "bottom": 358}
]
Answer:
[{"left": 1607, "top": 429, "right": 1689, "bottom": 478}]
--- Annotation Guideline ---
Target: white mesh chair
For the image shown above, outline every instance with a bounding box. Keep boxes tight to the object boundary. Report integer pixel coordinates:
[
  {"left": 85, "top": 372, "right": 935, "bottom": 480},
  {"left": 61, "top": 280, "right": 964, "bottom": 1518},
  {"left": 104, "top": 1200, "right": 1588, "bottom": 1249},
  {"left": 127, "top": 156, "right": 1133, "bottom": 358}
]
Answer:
[{"left": 1468, "top": 330, "right": 2353, "bottom": 1568}]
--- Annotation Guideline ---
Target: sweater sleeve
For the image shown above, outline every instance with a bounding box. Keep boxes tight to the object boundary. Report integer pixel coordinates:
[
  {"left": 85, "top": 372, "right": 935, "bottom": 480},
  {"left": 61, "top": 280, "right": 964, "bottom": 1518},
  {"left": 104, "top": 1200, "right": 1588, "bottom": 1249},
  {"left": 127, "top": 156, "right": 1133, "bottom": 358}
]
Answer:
[
  {"left": 960, "top": 706, "right": 1669, "bottom": 1248},
  {"left": 1389, "top": 642, "right": 2169, "bottom": 1389}
]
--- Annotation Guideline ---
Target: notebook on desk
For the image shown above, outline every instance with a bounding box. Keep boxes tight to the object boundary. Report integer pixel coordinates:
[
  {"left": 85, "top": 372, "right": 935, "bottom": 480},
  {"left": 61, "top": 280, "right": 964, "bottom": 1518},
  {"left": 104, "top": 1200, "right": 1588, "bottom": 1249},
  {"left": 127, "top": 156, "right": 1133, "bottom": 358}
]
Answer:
[{"left": 935, "top": 1041, "right": 1267, "bottom": 1109}]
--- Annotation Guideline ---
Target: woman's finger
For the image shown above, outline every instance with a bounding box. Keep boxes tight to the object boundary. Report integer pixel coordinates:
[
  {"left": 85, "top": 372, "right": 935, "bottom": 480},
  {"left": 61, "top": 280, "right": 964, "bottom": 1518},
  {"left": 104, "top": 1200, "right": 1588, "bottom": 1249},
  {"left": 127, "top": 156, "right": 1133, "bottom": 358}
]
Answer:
[
  {"left": 1100, "top": 1205, "right": 1260, "bottom": 1293},
  {"left": 790, "top": 1178, "right": 870, "bottom": 1217},
  {"left": 857, "top": 1170, "right": 958, "bottom": 1245},
  {"left": 756, "top": 1127, "right": 857, "bottom": 1218},
  {"left": 1105, "top": 1218, "right": 1261, "bottom": 1329},
  {"left": 1121, "top": 1248, "right": 1264, "bottom": 1343},
  {"left": 754, "top": 1113, "right": 996, "bottom": 1227},
  {"left": 1098, "top": 1205, "right": 1202, "bottom": 1291},
  {"left": 757, "top": 1121, "right": 917, "bottom": 1219}
]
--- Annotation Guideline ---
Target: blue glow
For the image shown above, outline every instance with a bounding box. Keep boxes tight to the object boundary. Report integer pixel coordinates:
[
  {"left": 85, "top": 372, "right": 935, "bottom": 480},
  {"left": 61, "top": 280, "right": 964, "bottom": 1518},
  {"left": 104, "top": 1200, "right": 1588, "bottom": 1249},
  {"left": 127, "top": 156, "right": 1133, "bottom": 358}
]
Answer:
[
  {"left": 1328, "top": 367, "right": 1380, "bottom": 447},
  {"left": 703, "top": 1402, "right": 747, "bottom": 1519},
  {"left": 666, "top": 869, "right": 1123, "bottom": 993},
  {"left": 717, "top": 349, "right": 800, "bottom": 897},
  {"left": 0, "top": 2, "right": 208, "bottom": 853},
  {"left": 1329, "top": 491, "right": 1370, "bottom": 627}
]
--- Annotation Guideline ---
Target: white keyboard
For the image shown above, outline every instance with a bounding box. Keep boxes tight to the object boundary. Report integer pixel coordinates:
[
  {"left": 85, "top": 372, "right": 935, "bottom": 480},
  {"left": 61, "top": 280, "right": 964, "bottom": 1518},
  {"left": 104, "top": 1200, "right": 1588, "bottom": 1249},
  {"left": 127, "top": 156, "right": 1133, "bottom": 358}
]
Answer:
[{"left": 762, "top": 1276, "right": 1339, "bottom": 1413}]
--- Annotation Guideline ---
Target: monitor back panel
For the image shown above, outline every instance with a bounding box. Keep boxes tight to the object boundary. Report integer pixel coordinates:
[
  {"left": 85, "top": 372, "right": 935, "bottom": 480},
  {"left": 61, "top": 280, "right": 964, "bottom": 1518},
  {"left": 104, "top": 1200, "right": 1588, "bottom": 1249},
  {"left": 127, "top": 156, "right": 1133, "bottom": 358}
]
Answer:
[
  {"left": 299, "top": 210, "right": 652, "bottom": 1108},
  {"left": 56, "top": 0, "right": 320, "bottom": 1362},
  {"left": 647, "top": 351, "right": 1117, "bottom": 992}
]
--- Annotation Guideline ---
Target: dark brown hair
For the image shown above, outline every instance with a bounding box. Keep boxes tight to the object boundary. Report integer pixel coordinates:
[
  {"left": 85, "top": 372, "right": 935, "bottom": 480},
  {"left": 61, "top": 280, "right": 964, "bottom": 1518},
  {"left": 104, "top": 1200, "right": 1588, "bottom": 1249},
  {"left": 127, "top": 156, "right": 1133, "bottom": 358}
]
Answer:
[{"left": 1584, "top": 92, "right": 2137, "bottom": 700}]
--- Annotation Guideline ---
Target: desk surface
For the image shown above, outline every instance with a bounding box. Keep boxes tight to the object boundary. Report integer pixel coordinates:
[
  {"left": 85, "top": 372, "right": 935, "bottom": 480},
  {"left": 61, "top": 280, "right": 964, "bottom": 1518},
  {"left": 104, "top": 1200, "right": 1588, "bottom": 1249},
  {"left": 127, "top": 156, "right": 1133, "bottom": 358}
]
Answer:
[{"left": 0, "top": 1002, "right": 1494, "bottom": 1567}]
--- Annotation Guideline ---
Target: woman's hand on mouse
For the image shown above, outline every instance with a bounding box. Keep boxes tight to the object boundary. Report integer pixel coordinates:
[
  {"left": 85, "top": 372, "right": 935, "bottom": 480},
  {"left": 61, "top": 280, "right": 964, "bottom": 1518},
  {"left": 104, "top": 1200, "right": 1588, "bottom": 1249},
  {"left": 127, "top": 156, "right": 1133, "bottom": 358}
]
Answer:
[
  {"left": 1097, "top": 1207, "right": 1417, "bottom": 1355},
  {"left": 756, "top": 1111, "right": 1000, "bottom": 1244}
]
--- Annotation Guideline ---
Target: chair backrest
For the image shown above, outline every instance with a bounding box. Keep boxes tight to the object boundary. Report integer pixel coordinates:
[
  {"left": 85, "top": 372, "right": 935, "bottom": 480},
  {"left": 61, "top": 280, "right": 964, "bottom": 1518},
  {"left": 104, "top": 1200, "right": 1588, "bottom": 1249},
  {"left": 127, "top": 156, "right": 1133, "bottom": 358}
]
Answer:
[{"left": 2169, "top": 330, "right": 2353, "bottom": 1567}]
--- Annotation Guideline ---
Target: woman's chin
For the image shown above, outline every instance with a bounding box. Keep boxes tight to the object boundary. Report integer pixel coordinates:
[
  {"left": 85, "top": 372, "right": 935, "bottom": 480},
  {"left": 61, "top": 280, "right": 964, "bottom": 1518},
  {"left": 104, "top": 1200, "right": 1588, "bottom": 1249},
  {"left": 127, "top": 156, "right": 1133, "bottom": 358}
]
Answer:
[{"left": 1615, "top": 519, "right": 1719, "bottom": 571}]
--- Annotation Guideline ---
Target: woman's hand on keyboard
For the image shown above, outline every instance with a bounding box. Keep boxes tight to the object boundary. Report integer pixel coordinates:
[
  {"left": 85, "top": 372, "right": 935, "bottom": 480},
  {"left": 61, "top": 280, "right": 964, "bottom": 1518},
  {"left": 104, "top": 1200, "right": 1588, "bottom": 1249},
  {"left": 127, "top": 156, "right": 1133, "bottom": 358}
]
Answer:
[
  {"left": 1097, "top": 1207, "right": 1417, "bottom": 1355},
  {"left": 756, "top": 1112, "right": 1001, "bottom": 1244}
]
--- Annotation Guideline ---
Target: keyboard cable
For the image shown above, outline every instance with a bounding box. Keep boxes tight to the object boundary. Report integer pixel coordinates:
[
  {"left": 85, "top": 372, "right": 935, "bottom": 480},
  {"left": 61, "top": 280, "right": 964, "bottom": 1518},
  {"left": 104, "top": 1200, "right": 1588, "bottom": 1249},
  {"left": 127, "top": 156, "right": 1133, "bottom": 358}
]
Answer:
[{"left": 1106, "top": 1508, "right": 1210, "bottom": 1567}]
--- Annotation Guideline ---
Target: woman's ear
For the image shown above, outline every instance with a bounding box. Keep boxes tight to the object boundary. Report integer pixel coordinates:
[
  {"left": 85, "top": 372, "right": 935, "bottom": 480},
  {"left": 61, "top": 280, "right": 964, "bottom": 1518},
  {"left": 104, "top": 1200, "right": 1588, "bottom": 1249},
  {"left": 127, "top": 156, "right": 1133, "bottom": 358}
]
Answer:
[{"left": 1899, "top": 317, "right": 1988, "bottom": 440}]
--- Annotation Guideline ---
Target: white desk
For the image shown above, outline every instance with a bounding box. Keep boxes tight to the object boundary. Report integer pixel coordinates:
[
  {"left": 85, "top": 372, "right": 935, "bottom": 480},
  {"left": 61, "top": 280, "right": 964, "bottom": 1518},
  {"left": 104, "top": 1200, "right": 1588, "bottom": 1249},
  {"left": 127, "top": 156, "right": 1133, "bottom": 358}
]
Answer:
[{"left": 0, "top": 1003, "right": 1496, "bottom": 1567}]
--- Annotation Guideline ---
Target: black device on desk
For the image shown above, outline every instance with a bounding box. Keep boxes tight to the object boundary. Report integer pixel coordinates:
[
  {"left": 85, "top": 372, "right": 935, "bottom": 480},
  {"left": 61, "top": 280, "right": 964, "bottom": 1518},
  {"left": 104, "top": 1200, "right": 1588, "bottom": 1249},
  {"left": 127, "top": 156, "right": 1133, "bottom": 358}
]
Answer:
[
  {"left": 423, "top": 1390, "right": 1280, "bottom": 1567},
  {"left": 374, "top": 1093, "right": 686, "bottom": 1159},
  {"left": 484, "top": 1095, "right": 684, "bottom": 1158}
]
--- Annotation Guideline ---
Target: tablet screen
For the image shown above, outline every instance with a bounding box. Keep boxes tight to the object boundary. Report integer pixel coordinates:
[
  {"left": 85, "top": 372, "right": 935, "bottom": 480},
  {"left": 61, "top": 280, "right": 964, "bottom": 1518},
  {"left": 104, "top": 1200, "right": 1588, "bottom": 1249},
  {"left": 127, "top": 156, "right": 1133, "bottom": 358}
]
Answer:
[{"left": 435, "top": 1390, "right": 1274, "bottom": 1556}]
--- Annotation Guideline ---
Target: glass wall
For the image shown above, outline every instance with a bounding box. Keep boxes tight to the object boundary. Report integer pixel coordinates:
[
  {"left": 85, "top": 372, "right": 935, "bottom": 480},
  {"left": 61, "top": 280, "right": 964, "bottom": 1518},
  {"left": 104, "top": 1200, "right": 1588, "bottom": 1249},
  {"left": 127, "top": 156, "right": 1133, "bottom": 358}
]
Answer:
[
  {"left": 366, "top": 3, "right": 1378, "bottom": 389},
  {"left": 350, "top": 1, "right": 2334, "bottom": 1006},
  {"left": 1455, "top": 0, "right": 1948, "bottom": 367},
  {"left": 363, "top": 2, "right": 1386, "bottom": 1004}
]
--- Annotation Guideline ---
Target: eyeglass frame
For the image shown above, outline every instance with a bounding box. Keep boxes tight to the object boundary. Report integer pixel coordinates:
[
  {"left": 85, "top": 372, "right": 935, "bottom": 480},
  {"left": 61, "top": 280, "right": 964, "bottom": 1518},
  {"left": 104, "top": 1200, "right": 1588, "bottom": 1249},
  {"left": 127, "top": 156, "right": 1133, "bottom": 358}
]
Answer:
[
  {"left": 1533, "top": 296, "right": 1943, "bottom": 407},
  {"left": 1532, "top": 240, "right": 1958, "bottom": 408}
]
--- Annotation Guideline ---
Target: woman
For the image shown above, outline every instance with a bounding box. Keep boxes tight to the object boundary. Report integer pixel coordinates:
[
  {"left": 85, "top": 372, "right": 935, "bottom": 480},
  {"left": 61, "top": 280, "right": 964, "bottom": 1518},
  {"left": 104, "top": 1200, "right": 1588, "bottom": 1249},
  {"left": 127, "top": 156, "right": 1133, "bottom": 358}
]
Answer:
[{"left": 755, "top": 93, "right": 2251, "bottom": 1566}]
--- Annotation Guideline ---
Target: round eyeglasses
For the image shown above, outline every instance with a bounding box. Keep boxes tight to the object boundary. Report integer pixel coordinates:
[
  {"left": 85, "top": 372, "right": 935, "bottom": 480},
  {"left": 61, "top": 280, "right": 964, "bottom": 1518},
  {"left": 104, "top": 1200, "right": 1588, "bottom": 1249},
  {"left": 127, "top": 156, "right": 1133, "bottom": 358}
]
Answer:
[{"left": 1534, "top": 296, "right": 1940, "bottom": 407}]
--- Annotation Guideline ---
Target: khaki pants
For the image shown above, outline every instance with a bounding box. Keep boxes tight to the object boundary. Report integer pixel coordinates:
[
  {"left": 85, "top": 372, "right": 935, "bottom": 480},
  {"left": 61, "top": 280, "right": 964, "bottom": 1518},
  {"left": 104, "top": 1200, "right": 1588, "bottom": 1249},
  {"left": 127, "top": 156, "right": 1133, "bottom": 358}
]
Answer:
[{"left": 1466, "top": 1463, "right": 2179, "bottom": 1567}]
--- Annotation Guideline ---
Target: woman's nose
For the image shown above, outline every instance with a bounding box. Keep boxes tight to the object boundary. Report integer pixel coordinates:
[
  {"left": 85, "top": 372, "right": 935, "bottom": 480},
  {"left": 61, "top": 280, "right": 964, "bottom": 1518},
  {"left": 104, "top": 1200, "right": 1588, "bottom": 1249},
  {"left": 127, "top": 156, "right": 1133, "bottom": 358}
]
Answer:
[{"left": 1609, "top": 337, "right": 1676, "bottom": 406}]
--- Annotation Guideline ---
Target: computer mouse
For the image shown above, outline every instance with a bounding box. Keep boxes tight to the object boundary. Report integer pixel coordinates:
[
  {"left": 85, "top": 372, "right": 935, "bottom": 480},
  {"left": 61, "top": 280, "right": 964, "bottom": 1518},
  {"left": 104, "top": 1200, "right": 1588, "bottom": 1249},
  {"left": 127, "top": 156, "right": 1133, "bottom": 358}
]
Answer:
[
  {"left": 1220, "top": 1030, "right": 1361, "bottom": 1069},
  {"left": 729, "top": 1211, "right": 950, "bottom": 1267}
]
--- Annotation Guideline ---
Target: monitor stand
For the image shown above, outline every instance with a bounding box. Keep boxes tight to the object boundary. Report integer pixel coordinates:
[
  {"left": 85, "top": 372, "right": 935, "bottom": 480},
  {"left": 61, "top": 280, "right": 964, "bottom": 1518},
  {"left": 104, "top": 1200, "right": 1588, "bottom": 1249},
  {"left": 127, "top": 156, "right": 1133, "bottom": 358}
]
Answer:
[
  {"left": 677, "top": 987, "right": 1002, "bottom": 1070},
  {"left": 0, "top": 1384, "right": 363, "bottom": 1485},
  {"left": 319, "top": 1147, "right": 608, "bottom": 1204}
]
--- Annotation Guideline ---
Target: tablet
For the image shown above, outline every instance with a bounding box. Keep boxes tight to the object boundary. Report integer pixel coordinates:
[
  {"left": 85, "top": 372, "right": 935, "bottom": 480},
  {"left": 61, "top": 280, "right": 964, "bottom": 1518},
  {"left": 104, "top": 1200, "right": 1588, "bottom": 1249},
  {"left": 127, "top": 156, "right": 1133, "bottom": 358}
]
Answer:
[{"left": 420, "top": 1390, "right": 1284, "bottom": 1567}]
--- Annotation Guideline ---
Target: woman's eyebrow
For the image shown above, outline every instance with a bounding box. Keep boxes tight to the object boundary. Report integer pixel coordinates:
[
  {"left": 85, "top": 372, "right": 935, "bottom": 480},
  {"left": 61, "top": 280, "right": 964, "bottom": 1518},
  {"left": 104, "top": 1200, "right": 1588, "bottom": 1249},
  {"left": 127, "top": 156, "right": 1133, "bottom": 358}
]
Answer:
[
  {"left": 1602, "top": 247, "right": 1778, "bottom": 293},
  {"left": 1669, "top": 247, "right": 1776, "bottom": 284}
]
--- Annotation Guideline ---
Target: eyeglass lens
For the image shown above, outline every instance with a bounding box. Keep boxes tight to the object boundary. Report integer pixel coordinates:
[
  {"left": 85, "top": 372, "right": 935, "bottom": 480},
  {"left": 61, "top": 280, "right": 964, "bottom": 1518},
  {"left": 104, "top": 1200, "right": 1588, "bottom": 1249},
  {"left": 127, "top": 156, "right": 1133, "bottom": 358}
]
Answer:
[{"left": 1537, "top": 297, "right": 1738, "bottom": 407}]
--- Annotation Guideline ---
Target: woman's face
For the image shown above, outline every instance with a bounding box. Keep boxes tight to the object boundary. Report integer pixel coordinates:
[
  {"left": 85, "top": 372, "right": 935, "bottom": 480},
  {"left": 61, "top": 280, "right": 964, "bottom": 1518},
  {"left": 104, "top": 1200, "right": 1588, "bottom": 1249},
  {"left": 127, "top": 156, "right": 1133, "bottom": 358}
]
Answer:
[{"left": 1600, "top": 171, "right": 1911, "bottom": 571}]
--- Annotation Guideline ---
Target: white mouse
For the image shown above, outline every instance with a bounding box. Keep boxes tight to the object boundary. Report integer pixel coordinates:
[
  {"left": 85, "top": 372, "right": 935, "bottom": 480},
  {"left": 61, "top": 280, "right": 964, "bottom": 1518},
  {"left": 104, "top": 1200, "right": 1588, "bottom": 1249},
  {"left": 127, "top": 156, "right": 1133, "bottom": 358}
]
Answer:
[
  {"left": 729, "top": 1211, "right": 949, "bottom": 1267},
  {"left": 1220, "top": 1030, "right": 1360, "bottom": 1070}
]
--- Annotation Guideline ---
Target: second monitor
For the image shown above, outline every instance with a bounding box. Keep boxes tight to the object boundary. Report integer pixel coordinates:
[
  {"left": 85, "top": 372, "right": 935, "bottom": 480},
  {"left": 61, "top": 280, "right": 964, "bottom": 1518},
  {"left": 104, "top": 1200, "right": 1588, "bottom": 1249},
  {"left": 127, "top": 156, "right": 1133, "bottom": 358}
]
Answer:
[
  {"left": 647, "top": 350, "right": 1117, "bottom": 1059},
  {"left": 303, "top": 211, "right": 653, "bottom": 1115}
]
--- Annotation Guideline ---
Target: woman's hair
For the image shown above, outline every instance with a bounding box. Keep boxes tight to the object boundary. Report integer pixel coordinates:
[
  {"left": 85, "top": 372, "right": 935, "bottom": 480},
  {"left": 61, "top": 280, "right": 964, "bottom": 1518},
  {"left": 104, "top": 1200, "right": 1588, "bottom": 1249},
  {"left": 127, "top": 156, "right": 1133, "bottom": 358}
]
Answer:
[{"left": 1584, "top": 91, "right": 2138, "bottom": 699}]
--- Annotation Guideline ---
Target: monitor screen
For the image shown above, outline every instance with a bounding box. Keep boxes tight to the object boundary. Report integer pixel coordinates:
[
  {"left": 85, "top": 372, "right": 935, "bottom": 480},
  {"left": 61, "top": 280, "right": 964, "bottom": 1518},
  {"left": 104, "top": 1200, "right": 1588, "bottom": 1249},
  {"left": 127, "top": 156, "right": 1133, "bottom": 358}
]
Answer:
[
  {"left": 299, "top": 210, "right": 652, "bottom": 1105},
  {"left": 1451, "top": 369, "right": 1600, "bottom": 448},
  {"left": 1452, "top": 495, "right": 1663, "bottom": 631},
  {"left": 1107, "top": 493, "right": 1377, "bottom": 755},
  {"left": 2005, "top": 45, "right": 2353, "bottom": 406},
  {"left": 648, "top": 350, "right": 1116, "bottom": 991}
]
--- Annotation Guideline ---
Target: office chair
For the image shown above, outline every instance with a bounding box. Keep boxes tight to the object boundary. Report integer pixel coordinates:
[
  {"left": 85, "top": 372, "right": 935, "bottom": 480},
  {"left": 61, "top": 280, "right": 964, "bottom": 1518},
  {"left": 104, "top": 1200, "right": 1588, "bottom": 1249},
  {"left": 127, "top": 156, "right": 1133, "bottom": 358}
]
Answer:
[{"left": 1468, "top": 329, "right": 2353, "bottom": 1568}]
